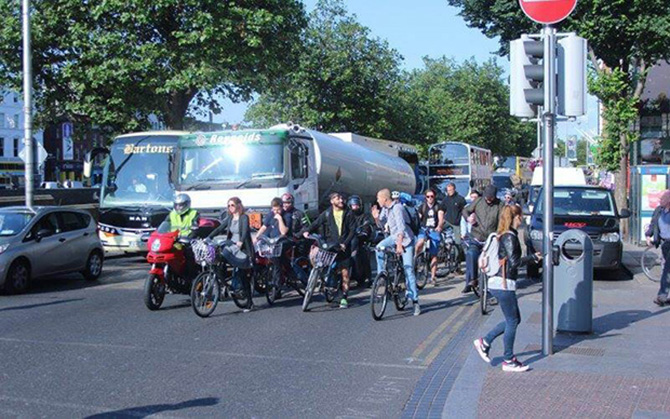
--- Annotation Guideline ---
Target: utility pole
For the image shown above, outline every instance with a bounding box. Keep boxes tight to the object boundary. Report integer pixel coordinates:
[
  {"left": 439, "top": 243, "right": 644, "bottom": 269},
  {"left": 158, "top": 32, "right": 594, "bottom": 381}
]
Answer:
[{"left": 22, "top": 0, "right": 34, "bottom": 209}]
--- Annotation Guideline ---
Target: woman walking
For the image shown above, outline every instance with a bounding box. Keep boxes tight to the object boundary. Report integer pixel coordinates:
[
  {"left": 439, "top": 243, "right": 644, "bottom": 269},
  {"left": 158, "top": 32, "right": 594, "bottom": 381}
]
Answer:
[
  {"left": 473, "top": 204, "right": 541, "bottom": 372},
  {"left": 208, "top": 197, "right": 255, "bottom": 312}
]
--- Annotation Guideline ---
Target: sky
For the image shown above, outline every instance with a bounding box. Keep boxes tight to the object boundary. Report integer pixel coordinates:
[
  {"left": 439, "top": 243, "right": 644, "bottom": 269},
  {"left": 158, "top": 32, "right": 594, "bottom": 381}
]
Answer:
[{"left": 210, "top": 0, "right": 598, "bottom": 143}]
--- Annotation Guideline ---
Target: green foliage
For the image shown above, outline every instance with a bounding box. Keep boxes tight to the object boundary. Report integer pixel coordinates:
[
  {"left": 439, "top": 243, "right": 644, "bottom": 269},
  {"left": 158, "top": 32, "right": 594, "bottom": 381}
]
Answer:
[
  {"left": 402, "top": 57, "right": 535, "bottom": 156},
  {"left": 0, "top": 0, "right": 306, "bottom": 136},
  {"left": 245, "top": 0, "right": 404, "bottom": 138}
]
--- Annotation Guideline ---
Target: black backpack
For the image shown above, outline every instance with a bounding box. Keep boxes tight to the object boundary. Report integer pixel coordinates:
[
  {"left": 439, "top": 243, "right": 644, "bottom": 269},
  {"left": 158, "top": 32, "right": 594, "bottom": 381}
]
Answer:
[{"left": 403, "top": 204, "right": 421, "bottom": 236}]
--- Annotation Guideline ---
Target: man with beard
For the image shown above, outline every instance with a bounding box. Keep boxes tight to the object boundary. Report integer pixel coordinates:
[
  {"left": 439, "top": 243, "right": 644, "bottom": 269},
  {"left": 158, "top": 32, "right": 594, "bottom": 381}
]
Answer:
[{"left": 348, "top": 195, "right": 374, "bottom": 288}]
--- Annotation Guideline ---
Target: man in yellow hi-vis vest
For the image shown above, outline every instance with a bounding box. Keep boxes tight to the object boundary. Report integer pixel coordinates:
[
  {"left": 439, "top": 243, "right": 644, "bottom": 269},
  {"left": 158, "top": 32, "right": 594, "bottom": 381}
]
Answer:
[{"left": 167, "top": 194, "right": 200, "bottom": 237}]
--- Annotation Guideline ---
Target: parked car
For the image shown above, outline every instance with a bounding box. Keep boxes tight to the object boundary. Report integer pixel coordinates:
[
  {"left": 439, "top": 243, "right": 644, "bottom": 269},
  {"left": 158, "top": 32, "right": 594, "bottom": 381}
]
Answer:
[
  {"left": 40, "top": 181, "right": 62, "bottom": 189},
  {"left": 528, "top": 186, "right": 630, "bottom": 270},
  {"left": 0, "top": 206, "right": 104, "bottom": 294}
]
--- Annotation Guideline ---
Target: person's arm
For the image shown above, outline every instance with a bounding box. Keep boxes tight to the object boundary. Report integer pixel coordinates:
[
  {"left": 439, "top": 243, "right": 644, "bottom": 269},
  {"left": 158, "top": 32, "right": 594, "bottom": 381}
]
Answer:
[
  {"left": 342, "top": 213, "right": 356, "bottom": 248},
  {"left": 437, "top": 209, "right": 445, "bottom": 232},
  {"left": 276, "top": 213, "right": 289, "bottom": 236},
  {"left": 239, "top": 214, "right": 251, "bottom": 247},
  {"left": 392, "top": 204, "right": 406, "bottom": 253},
  {"left": 462, "top": 198, "right": 477, "bottom": 218},
  {"left": 303, "top": 212, "right": 325, "bottom": 236}
]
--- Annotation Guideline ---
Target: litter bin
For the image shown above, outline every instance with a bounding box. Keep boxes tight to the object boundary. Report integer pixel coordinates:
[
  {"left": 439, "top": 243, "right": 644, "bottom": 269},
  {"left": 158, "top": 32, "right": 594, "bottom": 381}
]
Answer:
[{"left": 553, "top": 229, "right": 594, "bottom": 333}]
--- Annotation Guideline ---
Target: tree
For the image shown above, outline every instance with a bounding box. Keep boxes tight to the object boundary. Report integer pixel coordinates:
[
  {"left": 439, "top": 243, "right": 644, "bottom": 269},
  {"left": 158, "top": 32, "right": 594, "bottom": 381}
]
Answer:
[
  {"left": 403, "top": 57, "right": 535, "bottom": 156},
  {"left": 245, "top": 0, "right": 405, "bottom": 138},
  {"left": 0, "top": 0, "right": 306, "bottom": 136},
  {"left": 446, "top": 0, "right": 670, "bottom": 212}
]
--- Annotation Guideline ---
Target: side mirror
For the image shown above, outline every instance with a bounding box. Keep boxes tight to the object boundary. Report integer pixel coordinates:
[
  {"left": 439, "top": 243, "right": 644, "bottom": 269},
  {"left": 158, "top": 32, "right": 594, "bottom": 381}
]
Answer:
[
  {"left": 36, "top": 228, "right": 54, "bottom": 242},
  {"left": 619, "top": 208, "right": 631, "bottom": 219}
]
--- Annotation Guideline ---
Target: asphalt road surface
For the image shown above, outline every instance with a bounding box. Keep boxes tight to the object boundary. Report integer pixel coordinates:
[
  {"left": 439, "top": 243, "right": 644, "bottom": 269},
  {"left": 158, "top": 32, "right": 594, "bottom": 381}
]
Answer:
[{"left": 0, "top": 254, "right": 482, "bottom": 418}]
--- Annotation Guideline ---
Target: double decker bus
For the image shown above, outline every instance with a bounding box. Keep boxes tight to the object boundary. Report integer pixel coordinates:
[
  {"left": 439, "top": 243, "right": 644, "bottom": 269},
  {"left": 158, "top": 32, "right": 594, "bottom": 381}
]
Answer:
[
  {"left": 427, "top": 142, "right": 492, "bottom": 199},
  {"left": 84, "top": 131, "right": 186, "bottom": 251}
]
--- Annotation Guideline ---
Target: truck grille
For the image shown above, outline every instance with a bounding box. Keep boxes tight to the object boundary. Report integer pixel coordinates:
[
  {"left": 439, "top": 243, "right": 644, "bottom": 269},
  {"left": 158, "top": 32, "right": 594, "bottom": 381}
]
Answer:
[{"left": 553, "top": 232, "right": 600, "bottom": 241}]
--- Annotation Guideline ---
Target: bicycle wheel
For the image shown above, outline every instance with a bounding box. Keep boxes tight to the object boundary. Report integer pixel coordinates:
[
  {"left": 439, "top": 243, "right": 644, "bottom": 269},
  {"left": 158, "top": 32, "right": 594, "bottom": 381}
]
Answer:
[
  {"left": 370, "top": 272, "right": 389, "bottom": 321},
  {"left": 446, "top": 245, "right": 459, "bottom": 275},
  {"left": 291, "top": 257, "right": 310, "bottom": 297},
  {"left": 394, "top": 273, "right": 408, "bottom": 311},
  {"left": 479, "top": 272, "right": 488, "bottom": 315},
  {"left": 642, "top": 246, "right": 664, "bottom": 282},
  {"left": 191, "top": 272, "right": 220, "bottom": 318},
  {"left": 253, "top": 265, "right": 269, "bottom": 294},
  {"left": 302, "top": 268, "right": 320, "bottom": 312},
  {"left": 266, "top": 264, "right": 280, "bottom": 306},
  {"left": 231, "top": 272, "right": 251, "bottom": 309},
  {"left": 415, "top": 251, "right": 428, "bottom": 290}
]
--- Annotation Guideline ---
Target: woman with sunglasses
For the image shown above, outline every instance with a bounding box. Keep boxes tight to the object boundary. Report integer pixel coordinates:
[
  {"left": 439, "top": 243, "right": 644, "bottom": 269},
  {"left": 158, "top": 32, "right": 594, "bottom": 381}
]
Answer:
[{"left": 208, "top": 197, "right": 255, "bottom": 312}]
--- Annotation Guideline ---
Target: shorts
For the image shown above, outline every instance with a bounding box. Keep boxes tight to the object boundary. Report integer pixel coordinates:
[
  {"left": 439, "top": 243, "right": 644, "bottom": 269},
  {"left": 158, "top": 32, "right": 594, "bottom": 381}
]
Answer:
[{"left": 418, "top": 229, "right": 441, "bottom": 256}]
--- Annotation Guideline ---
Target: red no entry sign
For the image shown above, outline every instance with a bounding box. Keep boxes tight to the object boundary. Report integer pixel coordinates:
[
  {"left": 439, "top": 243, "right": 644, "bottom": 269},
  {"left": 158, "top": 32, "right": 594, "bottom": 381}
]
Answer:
[{"left": 519, "top": 0, "right": 577, "bottom": 25}]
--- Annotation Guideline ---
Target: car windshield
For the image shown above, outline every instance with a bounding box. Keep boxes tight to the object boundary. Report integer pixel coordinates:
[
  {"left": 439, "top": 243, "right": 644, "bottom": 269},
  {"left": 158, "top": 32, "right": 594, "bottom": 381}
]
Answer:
[
  {"left": 0, "top": 211, "right": 34, "bottom": 236},
  {"left": 179, "top": 142, "right": 284, "bottom": 186},
  {"left": 492, "top": 176, "right": 513, "bottom": 190},
  {"left": 101, "top": 136, "right": 176, "bottom": 208},
  {"left": 536, "top": 188, "right": 615, "bottom": 216}
]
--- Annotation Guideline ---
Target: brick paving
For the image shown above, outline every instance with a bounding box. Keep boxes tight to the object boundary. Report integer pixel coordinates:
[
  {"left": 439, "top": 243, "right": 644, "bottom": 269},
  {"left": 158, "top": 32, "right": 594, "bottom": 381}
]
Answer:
[{"left": 478, "top": 371, "right": 670, "bottom": 418}]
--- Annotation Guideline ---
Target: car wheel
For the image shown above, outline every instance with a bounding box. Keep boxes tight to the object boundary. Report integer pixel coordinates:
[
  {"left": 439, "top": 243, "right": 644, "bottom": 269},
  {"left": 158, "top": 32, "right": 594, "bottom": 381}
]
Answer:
[
  {"left": 82, "top": 250, "right": 104, "bottom": 281},
  {"left": 5, "top": 260, "right": 31, "bottom": 294}
]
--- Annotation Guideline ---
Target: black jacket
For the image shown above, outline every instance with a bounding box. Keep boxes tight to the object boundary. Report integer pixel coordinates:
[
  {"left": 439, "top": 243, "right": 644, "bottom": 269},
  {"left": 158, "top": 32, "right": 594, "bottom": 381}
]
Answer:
[
  {"left": 498, "top": 229, "right": 536, "bottom": 280},
  {"left": 208, "top": 214, "right": 254, "bottom": 260},
  {"left": 285, "top": 208, "right": 305, "bottom": 239},
  {"left": 305, "top": 207, "right": 356, "bottom": 252}
]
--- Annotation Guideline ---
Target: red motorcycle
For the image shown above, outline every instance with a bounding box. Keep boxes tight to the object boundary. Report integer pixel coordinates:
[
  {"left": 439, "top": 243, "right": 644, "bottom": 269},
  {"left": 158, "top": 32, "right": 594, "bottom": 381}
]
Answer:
[{"left": 143, "top": 218, "right": 219, "bottom": 310}]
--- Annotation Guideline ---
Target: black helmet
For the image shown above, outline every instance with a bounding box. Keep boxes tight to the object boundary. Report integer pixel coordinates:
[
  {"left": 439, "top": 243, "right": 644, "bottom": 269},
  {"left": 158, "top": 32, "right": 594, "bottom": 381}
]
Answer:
[
  {"left": 174, "top": 193, "right": 191, "bottom": 215},
  {"left": 347, "top": 195, "right": 362, "bottom": 208}
]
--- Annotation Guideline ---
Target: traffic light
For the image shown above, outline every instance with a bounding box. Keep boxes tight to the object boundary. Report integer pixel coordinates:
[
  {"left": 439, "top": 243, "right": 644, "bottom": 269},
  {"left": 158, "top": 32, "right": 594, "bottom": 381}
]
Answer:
[
  {"left": 510, "top": 35, "right": 544, "bottom": 118},
  {"left": 558, "top": 34, "right": 587, "bottom": 117}
]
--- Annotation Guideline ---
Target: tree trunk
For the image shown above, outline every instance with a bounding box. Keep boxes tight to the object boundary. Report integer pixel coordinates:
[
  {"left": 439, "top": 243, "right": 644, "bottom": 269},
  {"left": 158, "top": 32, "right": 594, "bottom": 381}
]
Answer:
[{"left": 616, "top": 134, "right": 629, "bottom": 240}]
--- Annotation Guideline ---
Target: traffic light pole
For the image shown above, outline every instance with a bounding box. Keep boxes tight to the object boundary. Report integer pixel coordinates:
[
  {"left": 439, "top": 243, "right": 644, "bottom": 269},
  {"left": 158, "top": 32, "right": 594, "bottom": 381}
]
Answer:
[
  {"left": 542, "top": 25, "right": 556, "bottom": 356},
  {"left": 22, "top": 0, "right": 34, "bottom": 210}
]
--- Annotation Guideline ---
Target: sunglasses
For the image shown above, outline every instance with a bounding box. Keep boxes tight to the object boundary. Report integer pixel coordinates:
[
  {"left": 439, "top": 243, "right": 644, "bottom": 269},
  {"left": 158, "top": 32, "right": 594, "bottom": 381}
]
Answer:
[
  {"left": 228, "top": 203, "right": 236, "bottom": 208},
  {"left": 426, "top": 195, "right": 435, "bottom": 199}
]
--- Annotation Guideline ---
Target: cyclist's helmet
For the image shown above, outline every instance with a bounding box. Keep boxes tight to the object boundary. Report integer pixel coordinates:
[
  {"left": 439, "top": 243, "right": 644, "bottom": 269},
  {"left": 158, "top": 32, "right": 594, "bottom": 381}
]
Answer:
[
  {"left": 281, "top": 192, "right": 294, "bottom": 204},
  {"left": 173, "top": 193, "right": 191, "bottom": 215},
  {"left": 347, "top": 194, "right": 362, "bottom": 208}
]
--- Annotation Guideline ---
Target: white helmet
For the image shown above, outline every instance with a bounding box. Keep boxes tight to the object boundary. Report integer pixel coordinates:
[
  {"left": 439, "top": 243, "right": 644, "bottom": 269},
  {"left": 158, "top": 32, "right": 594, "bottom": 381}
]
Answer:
[
  {"left": 174, "top": 193, "right": 191, "bottom": 215},
  {"left": 391, "top": 190, "right": 400, "bottom": 200}
]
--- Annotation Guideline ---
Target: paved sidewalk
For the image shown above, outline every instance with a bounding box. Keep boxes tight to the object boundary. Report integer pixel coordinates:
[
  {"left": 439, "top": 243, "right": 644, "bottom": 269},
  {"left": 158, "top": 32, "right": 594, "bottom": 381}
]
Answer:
[{"left": 404, "top": 243, "right": 670, "bottom": 418}]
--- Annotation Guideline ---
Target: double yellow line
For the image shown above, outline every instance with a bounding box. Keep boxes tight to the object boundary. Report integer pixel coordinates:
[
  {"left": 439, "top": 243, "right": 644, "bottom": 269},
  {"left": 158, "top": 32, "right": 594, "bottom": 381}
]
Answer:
[{"left": 411, "top": 303, "right": 478, "bottom": 366}]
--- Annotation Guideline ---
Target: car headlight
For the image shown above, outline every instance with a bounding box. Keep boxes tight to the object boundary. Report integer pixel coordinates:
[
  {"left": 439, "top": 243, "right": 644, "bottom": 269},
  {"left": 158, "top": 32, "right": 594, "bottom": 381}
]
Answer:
[
  {"left": 0, "top": 244, "right": 8, "bottom": 254},
  {"left": 530, "top": 230, "right": 543, "bottom": 241},
  {"left": 600, "top": 232, "right": 620, "bottom": 242}
]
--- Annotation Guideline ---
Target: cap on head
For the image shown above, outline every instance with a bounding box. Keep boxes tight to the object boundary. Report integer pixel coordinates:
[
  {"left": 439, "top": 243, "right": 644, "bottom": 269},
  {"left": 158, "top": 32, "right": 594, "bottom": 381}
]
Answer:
[{"left": 484, "top": 185, "right": 497, "bottom": 200}]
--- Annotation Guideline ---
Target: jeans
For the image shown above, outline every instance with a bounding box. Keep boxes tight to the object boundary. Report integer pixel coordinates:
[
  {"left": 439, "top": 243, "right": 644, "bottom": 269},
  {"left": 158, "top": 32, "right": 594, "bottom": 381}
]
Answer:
[
  {"left": 484, "top": 289, "right": 521, "bottom": 361},
  {"left": 375, "top": 236, "right": 419, "bottom": 302},
  {"left": 659, "top": 241, "right": 670, "bottom": 297},
  {"left": 465, "top": 238, "right": 483, "bottom": 284}
]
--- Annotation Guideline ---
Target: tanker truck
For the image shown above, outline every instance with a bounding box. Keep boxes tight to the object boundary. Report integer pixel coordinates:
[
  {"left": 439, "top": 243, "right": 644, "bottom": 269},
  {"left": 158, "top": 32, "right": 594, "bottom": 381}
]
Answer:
[{"left": 174, "top": 123, "right": 418, "bottom": 228}]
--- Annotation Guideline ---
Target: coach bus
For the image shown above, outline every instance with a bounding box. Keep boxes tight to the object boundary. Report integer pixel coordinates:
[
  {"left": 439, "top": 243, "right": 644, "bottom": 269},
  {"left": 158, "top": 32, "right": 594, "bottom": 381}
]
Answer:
[{"left": 427, "top": 142, "right": 493, "bottom": 199}]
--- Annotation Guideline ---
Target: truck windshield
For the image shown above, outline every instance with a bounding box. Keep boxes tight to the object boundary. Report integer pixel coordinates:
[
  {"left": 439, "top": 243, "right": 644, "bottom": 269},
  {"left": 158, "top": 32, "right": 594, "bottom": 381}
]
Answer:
[
  {"left": 536, "top": 188, "right": 615, "bottom": 216},
  {"left": 100, "top": 136, "right": 176, "bottom": 208},
  {"left": 179, "top": 142, "right": 284, "bottom": 186}
]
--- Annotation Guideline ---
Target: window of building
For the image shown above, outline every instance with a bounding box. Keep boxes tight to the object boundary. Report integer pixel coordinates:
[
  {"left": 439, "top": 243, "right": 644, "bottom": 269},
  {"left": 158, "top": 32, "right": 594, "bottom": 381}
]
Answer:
[
  {"left": 13, "top": 138, "right": 19, "bottom": 157},
  {"left": 0, "top": 113, "right": 4, "bottom": 128},
  {"left": 0, "top": 138, "right": 4, "bottom": 157},
  {"left": 13, "top": 114, "right": 19, "bottom": 128}
]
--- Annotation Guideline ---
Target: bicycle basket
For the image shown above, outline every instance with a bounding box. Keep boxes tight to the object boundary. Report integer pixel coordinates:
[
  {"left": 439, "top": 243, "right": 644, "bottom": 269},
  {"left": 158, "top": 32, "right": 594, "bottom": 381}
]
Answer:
[
  {"left": 192, "top": 239, "right": 217, "bottom": 265},
  {"left": 311, "top": 247, "right": 337, "bottom": 268},
  {"left": 255, "top": 240, "right": 283, "bottom": 259}
]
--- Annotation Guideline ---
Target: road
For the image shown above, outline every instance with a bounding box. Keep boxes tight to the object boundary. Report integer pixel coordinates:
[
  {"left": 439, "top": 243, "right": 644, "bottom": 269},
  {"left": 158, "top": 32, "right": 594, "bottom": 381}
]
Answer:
[{"left": 0, "top": 254, "right": 484, "bottom": 418}]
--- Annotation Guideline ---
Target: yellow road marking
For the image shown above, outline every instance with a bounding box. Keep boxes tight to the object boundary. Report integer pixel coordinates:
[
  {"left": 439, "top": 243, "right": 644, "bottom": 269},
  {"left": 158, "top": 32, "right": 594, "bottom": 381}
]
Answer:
[
  {"left": 422, "top": 305, "right": 477, "bottom": 366},
  {"left": 411, "top": 305, "right": 468, "bottom": 361}
]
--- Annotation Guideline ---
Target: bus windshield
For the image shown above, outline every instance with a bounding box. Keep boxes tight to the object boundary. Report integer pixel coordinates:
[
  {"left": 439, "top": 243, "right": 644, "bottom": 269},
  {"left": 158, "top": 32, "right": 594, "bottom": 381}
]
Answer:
[
  {"left": 179, "top": 134, "right": 285, "bottom": 187},
  {"left": 429, "top": 178, "right": 469, "bottom": 198},
  {"left": 429, "top": 143, "right": 469, "bottom": 165},
  {"left": 100, "top": 136, "right": 176, "bottom": 208}
]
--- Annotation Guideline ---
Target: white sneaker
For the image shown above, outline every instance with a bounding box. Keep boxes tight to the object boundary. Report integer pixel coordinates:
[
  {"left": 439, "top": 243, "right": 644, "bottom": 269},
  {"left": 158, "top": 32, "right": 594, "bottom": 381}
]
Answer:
[
  {"left": 413, "top": 302, "right": 421, "bottom": 316},
  {"left": 502, "top": 357, "right": 530, "bottom": 372},
  {"left": 473, "top": 338, "right": 491, "bottom": 363}
]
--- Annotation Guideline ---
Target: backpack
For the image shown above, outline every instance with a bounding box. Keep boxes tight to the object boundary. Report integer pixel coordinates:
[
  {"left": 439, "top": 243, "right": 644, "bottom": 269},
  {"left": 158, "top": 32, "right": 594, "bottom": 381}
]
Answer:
[
  {"left": 403, "top": 205, "right": 421, "bottom": 236},
  {"left": 478, "top": 232, "right": 503, "bottom": 278}
]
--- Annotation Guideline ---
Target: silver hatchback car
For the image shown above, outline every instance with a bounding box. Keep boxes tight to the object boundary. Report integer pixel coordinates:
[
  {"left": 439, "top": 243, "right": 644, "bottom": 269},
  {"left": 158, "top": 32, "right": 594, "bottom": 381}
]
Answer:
[{"left": 0, "top": 206, "right": 104, "bottom": 294}]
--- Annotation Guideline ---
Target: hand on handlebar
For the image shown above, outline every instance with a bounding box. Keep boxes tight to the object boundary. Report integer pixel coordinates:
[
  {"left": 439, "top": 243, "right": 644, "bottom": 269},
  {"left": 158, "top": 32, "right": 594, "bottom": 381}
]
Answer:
[{"left": 395, "top": 243, "right": 404, "bottom": 255}]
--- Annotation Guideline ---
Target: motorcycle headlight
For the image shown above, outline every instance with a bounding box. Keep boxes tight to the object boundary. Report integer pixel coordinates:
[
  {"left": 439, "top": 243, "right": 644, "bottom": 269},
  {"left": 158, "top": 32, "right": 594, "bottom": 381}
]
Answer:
[
  {"left": 0, "top": 244, "right": 9, "bottom": 254},
  {"left": 530, "top": 230, "right": 543, "bottom": 241},
  {"left": 151, "top": 240, "right": 161, "bottom": 252},
  {"left": 600, "top": 232, "right": 620, "bottom": 242}
]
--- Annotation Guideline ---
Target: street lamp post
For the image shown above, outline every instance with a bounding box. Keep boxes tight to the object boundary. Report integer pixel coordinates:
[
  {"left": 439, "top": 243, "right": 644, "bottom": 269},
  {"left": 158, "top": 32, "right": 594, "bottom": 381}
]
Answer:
[{"left": 22, "top": 0, "right": 34, "bottom": 209}]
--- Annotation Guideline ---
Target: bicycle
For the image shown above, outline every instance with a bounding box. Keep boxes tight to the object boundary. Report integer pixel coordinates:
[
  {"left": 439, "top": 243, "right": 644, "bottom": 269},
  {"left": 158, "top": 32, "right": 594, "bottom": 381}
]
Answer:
[
  {"left": 370, "top": 245, "right": 409, "bottom": 321},
  {"left": 438, "top": 228, "right": 460, "bottom": 275},
  {"left": 642, "top": 245, "right": 665, "bottom": 282},
  {"left": 301, "top": 235, "right": 343, "bottom": 312},
  {"left": 189, "top": 238, "right": 253, "bottom": 318},
  {"left": 256, "top": 237, "right": 310, "bottom": 305}
]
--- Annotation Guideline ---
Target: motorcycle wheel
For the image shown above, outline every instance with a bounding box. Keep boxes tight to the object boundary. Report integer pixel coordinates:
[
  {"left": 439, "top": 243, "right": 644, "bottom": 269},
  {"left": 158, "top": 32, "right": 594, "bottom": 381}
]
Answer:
[
  {"left": 191, "top": 272, "right": 220, "bottom": 318},
  {"left": 143, "top": 274, "right": 165, "bottom": 311}
]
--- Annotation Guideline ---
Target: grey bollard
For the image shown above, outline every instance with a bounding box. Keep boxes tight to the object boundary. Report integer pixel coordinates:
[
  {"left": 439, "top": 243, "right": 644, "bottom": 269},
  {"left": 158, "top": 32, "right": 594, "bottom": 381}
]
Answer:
[{"left": 553, "top": 229, "right": 593, "bottom": 333}]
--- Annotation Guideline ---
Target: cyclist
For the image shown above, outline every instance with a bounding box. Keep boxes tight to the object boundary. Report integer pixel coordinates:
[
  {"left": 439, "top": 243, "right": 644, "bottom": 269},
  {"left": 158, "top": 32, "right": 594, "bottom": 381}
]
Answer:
[
  {"left": 372, "top": 188, "right": 420, "bottom": 316},
  {"left": 280, "top": 193, "right": 306, "bottom": 239},
  {"left": 461, "top": 185, "right": 504, "bottom": 294},
  {"left": 302, "top": 192, "right": 356, "bottom": 308},
  {"left": 415, "top": 188, "right": 444, "bottom": 286},
  {"left": 440, "top": 182, "right": 467, "bottom": 267},
  {"left": 348, "top": 195, "right": 374, "bottom": 288},
  {"left": 255, "top": 197, "right": 292, "bottom": 241}
]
